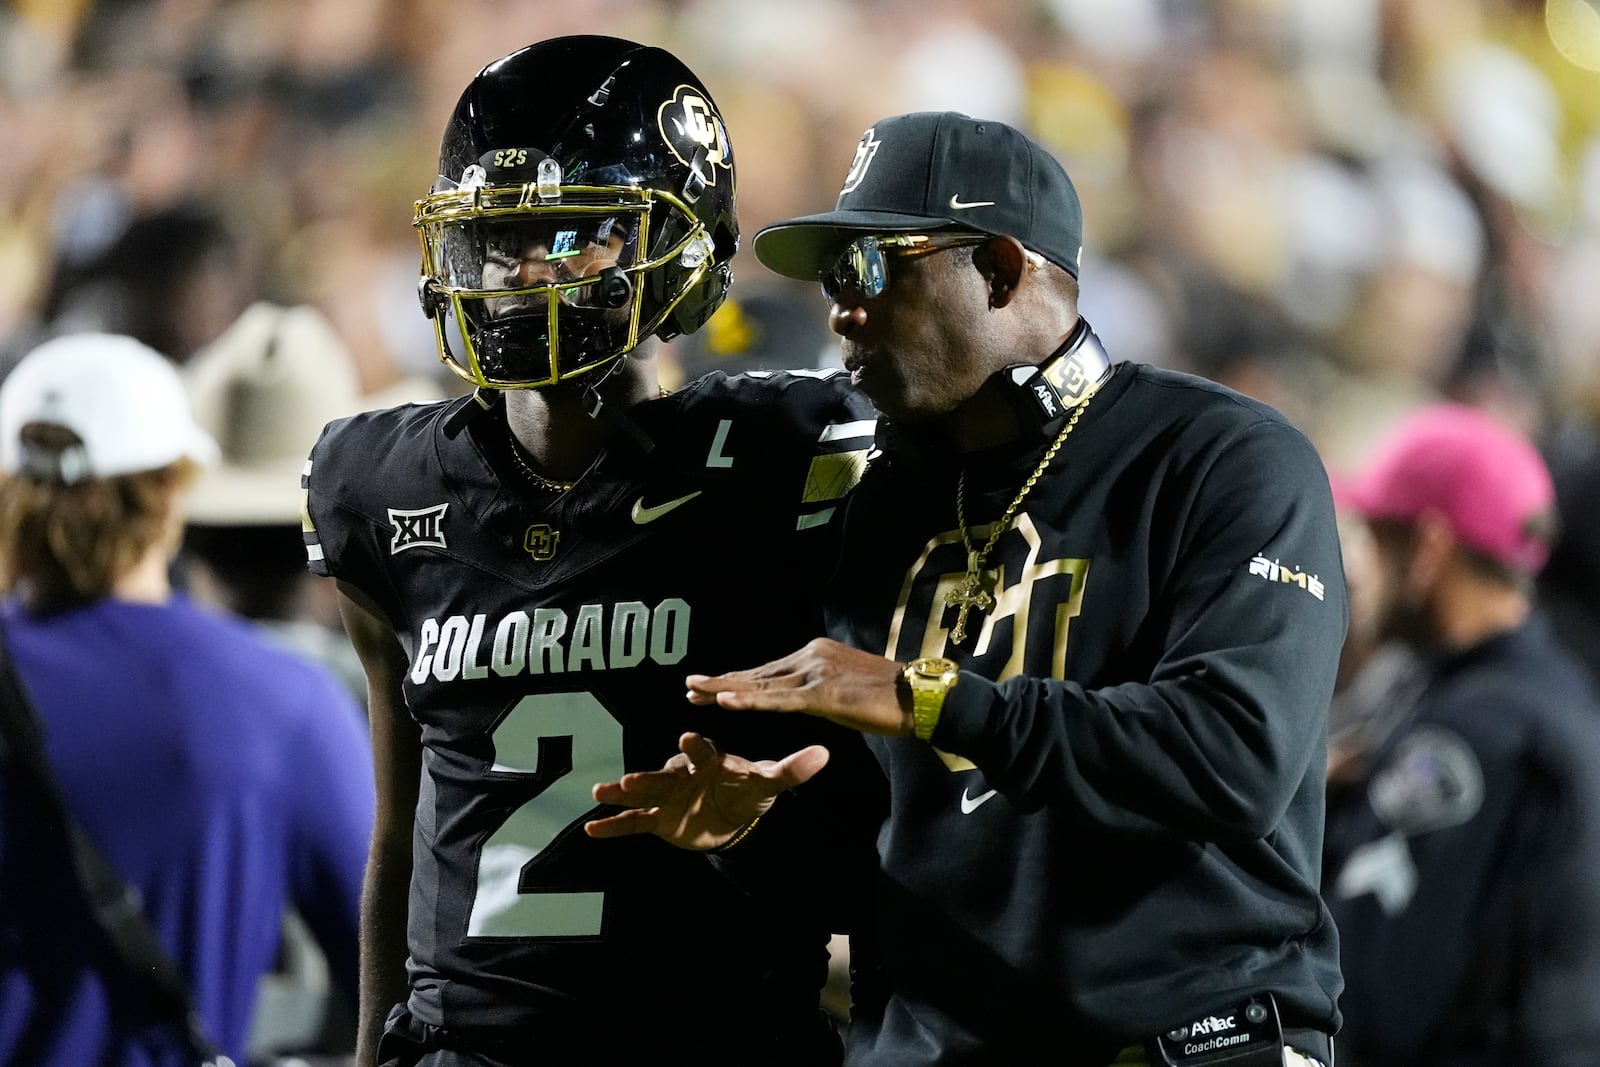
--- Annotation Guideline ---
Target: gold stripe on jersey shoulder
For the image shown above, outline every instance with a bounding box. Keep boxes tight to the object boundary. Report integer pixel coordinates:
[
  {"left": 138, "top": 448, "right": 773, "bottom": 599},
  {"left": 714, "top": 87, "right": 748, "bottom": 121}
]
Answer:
[{"left": 803, "top": 449, "right": 870, "bottom": 504}]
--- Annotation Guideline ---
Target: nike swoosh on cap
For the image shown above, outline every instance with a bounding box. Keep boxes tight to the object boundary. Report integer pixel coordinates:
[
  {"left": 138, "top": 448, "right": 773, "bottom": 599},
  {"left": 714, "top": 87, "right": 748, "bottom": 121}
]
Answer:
[
  {"left": 631, "top": 490, "right": 703, "bottom": 525},
  {"left": 949, "top": 195, "right": 996, "bottom": 210},
  {"left": 960, "top": 787, "right": 998, "bottom": 814}
]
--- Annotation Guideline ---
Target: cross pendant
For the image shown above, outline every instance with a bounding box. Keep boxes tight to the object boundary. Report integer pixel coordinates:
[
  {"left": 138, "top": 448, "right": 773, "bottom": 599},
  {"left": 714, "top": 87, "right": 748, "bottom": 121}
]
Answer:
[{"left": 945, "top": 556, "right": 996, "bottom": 643}]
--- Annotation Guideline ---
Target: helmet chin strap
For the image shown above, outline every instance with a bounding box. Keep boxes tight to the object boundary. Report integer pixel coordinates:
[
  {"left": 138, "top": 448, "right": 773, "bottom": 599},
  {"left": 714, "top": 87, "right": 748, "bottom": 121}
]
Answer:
[
  {"left": 443, "top": 387, "right": 501, "bottom": 439},
  {"left": 439, "top": 349, "right": 657, "bottom": 453},
  {"left": 581, "top": 353, "right": 656, "bottom": 454}
]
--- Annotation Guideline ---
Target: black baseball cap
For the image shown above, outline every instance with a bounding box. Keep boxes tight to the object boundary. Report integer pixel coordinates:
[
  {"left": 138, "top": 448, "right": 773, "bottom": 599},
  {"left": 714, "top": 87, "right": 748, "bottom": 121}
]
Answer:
[{"left": 754, "top": 111, "right": 1083, "bottom": 281}]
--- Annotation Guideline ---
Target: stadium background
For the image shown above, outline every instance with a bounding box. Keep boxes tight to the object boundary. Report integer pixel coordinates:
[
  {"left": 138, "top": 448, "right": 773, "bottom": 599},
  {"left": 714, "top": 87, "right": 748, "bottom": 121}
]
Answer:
[{"left": 4, "top": 0, "right": 1600, "bottom": 464}]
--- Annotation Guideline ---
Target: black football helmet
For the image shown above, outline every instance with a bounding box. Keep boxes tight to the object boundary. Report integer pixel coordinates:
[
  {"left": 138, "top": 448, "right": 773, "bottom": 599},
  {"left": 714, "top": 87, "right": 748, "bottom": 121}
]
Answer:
[{"left": 414, "top": 36, "right": 739, "bottom": 389}]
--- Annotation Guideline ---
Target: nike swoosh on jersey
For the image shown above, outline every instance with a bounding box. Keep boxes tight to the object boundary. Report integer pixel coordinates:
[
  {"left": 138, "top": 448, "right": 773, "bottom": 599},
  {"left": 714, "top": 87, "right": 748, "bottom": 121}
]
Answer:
[
  {"left": 948, "top": 195, "right": 996, "bottom": 210},
  {"left": 960, "top": 787, "right": 998, "bottom": 814},
  {"left": 630, "top": 490, "right": 703, "bottom": 524}
]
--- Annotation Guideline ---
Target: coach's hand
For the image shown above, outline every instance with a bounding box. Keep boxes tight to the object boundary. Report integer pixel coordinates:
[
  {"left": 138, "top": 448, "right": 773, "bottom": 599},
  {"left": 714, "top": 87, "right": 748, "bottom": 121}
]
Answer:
[
  {"left": 585, "top": 732, "right": 828, "bottom": 850},
  {"left": 686, "top": 637, "right": 913, "bottom": 736}
]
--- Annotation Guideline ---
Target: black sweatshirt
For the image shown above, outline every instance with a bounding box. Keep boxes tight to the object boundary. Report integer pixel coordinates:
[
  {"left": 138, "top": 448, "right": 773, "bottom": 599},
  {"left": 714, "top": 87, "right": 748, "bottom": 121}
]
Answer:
[{"left": 728, "top": 362, "right": 1348, "bottom": 1065}]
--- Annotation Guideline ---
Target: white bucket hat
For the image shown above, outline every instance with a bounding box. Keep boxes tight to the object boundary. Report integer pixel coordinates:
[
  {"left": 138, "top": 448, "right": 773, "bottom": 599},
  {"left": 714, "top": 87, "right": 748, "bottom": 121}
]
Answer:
[
  {"left": 184, "top": 302, "right": 443, "bottom": 525},
  {"left": 0, "top": 333, "right": 219, "bottom": 484}
]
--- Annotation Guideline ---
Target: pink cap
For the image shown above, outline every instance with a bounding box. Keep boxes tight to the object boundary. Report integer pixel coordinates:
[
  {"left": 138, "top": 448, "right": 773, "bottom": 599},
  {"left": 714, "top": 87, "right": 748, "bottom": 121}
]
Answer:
[{"left": 1344, "top": 404, "right": 1555, "bottom": 573}]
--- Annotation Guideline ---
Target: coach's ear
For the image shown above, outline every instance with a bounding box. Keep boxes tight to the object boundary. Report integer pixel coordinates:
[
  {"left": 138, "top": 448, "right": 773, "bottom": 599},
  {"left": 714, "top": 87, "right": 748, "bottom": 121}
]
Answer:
[
  {"left": 973, "top": 236, "right": 1029, "bottom": 310},
  {"left": 1406, "top": 509, "right": 1457, "bottom": 598}
]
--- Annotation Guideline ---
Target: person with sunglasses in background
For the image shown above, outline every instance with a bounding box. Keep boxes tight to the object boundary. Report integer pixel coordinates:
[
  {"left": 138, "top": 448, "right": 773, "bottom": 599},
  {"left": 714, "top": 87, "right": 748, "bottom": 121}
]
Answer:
[{"left": 589, "top": 112, "right": 1347, "bottom": 1066}]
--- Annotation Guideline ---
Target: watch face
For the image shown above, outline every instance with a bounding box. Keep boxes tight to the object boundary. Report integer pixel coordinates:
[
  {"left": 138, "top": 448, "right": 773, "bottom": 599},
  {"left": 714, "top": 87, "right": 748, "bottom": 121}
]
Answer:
[{"left": 910, "top": 657, "right": 958, "bottom": 680}]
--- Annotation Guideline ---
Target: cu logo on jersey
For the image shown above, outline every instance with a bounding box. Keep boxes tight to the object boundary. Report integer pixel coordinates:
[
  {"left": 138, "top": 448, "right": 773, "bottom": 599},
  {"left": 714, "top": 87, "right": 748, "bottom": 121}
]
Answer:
[
  {"left": 523, "top": 523, "right": 560, "bottom": 562},
  {"left": 658, "top": 85, "right": 730, "bottom": 184},
  {"left": 389, "top": 503, "right": 449, "bottom": 554},
  {"left": 841, "top": 128, "right": 881, "bottom": 194}
]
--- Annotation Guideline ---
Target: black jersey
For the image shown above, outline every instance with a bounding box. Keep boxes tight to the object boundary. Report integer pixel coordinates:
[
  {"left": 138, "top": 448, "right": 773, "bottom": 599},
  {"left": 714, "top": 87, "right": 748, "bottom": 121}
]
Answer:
[
  {"left": 827, "top": 363, "right": 1346, "bottom": 1064},
  {"left": 1326, "top": 614, "right": 1600, "bottom": 1063},
  {"left": 303, "top": 370, "right": 876, "bottom": 1056}
]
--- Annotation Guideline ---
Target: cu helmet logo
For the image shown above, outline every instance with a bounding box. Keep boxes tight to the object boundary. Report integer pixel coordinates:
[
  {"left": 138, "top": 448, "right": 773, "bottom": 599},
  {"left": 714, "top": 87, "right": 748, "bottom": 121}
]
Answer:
[{"left": 659, "top": 85, "right": 731, "bottom": 184}]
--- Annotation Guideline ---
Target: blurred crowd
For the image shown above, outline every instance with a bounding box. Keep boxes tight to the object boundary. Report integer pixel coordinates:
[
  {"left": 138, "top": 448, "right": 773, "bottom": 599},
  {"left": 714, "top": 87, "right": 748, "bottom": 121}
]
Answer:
[
  {"left": 6, "top": 0, "right": 1600, "bottom": 1062},
  {"left": 10, "top": 0, "right": 1599, "bottom": 655},
  {"left": 4, "top": 0, "right": 1599, "bottom": 439}
]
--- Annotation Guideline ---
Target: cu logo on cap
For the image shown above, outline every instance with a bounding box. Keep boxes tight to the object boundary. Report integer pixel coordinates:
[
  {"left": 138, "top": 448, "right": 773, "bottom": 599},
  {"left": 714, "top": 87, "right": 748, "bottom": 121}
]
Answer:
[{"left": 841, "top": 129, "right": 881, "bottom": 193}]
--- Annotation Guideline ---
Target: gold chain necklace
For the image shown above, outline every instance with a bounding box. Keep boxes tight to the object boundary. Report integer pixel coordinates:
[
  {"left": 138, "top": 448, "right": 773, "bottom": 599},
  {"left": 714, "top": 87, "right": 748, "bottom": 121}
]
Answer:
[
  {"left": 501, "top": 386, "right": 670, "bottom": 494},
  {"left": 506, "top": 428, "right": 575, "bottom": 494},
  {"left": 945, "top": 393, "right": 1096, "bottom": 643}
]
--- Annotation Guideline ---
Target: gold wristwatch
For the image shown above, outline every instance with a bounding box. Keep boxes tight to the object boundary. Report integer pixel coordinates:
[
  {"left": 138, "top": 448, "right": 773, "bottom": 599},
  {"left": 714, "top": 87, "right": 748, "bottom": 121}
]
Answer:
[{"left": 903, "top": 656, "right": 960, "bottom": 741}]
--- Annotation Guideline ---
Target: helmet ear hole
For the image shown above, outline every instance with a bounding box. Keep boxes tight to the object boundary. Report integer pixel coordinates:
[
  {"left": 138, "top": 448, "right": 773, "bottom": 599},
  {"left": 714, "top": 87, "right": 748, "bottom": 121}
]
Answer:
[
  {"left": 712, "top": 221, "right": 738, "bottom": 265},
  {"left": 661, "top": 263, "right": 731, "bottom": 340}
]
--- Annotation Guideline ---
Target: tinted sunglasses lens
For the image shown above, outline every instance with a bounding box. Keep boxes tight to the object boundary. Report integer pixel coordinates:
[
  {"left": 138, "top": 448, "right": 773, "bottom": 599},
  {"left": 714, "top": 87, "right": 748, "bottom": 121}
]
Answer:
[{"left": 820, "top": 237, "right": 886, "bottom": 301}]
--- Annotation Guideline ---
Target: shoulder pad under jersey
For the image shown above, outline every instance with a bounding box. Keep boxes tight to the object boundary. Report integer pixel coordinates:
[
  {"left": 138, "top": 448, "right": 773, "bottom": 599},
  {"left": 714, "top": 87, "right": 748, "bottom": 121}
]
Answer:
[
  {"left": 301, "top": 398, "right": 461, "bottom": 582},
  {"left": 665, "top": 369, "right": 878, "bottom": 531}
]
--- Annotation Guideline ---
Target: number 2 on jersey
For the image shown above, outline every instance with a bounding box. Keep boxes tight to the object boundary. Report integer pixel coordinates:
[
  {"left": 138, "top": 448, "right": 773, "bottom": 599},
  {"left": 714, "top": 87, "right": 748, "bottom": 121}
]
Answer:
[{"left": 467, "top": 692, "right": 624, "bottom": 938}]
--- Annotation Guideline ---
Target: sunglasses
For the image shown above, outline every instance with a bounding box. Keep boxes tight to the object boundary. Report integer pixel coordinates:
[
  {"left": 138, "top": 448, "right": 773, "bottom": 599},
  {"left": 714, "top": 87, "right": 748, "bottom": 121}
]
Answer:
[{"left": 819, "top": 232, "right": 991, "bottom": 303}]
